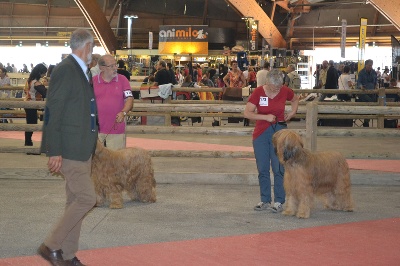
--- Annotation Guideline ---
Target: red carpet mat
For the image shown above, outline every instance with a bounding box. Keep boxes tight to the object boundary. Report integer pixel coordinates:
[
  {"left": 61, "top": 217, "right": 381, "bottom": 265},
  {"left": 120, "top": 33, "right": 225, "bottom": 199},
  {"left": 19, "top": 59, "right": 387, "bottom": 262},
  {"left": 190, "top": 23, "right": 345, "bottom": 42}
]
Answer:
[
  {"left": 0, "top": 131, "right": 399, "bottom": 173},
  {"left": 0, "top": 218, "right": 398, "bottom": 266}
]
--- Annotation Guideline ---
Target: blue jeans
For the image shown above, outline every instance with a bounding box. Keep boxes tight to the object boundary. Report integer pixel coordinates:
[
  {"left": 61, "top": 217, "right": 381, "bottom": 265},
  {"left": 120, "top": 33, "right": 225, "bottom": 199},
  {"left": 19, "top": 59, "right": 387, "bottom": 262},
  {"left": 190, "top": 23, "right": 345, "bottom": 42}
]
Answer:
[{"left": 253, "top": 124, "right": 287, "bottom": 204}]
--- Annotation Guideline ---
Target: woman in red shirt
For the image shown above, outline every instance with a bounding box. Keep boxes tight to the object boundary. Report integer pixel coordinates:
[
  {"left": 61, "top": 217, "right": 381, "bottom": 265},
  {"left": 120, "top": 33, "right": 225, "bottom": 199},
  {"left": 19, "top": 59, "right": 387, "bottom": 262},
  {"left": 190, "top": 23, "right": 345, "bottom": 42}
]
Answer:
[
  {"left": 244, "top": 69, "right": 299, "bottom": 212},
  {"left": 247, "top": 66, "right": 256, "bottom": 88}
]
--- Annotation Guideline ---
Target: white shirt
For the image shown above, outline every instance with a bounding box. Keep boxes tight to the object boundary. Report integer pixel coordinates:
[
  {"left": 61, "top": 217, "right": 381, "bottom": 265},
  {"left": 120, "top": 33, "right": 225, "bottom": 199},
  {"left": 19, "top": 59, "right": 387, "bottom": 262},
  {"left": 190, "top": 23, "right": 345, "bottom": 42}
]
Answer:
[
  {"left": 256, "top": 69, "right": 269, "bottom": 87},
  {"left": 338, "top": 74, "right": 351, "bottom": 90},
  {"left": 0, "top": 76, "right": 11, "bottom": 86},
  {"left": 71, "top": 53, "right": 89, "bottom": 80},
  {"left": 382, "top": 73, "right": 390, "bottom": 84},
  {"left": 242, "top": 70, "right": 249, "bottom": 79}
]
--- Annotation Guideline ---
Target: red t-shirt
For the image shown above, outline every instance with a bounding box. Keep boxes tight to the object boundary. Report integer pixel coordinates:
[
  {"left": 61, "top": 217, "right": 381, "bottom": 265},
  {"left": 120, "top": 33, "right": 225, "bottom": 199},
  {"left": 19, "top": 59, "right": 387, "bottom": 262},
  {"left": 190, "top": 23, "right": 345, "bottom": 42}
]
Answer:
[
  {"left": 248, "top": 71, "right": 256, "bottom": 82},
  {"left": 248, "top": 85, "right": 294, "bottom": 140}
]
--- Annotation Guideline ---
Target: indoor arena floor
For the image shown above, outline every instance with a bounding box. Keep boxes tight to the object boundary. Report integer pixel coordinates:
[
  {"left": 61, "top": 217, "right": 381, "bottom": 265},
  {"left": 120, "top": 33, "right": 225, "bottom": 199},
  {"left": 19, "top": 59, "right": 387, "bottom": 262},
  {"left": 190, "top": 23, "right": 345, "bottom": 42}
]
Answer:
[{"left": 0, "top": 119, "right": 399, "bottom": 266}]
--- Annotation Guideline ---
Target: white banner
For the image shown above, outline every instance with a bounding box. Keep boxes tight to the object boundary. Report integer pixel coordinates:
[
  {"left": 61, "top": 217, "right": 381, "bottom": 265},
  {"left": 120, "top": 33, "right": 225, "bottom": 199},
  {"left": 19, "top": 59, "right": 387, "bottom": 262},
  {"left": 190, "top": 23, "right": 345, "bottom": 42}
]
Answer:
[
  {"left": 341, "top": 19, "right": 347, "bottom": 58},
  {"left": 149, "top": 32, "right": 153, "bottom": 50}
]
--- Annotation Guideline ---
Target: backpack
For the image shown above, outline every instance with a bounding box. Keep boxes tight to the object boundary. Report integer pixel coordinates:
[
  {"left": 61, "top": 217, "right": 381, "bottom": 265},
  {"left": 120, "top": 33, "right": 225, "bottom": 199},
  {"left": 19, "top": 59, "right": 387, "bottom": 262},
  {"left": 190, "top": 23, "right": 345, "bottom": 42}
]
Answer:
[{"left": 288, "top": 72, "right": 301, "bottom": 90}]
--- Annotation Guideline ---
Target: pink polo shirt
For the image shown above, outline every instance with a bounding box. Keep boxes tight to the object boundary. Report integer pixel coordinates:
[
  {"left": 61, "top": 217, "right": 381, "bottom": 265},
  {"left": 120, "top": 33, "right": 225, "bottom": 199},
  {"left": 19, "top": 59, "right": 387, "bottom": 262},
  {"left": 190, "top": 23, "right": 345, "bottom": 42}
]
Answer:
[{"left": 93, "top": 74, "right": 132, "bottom": 134}]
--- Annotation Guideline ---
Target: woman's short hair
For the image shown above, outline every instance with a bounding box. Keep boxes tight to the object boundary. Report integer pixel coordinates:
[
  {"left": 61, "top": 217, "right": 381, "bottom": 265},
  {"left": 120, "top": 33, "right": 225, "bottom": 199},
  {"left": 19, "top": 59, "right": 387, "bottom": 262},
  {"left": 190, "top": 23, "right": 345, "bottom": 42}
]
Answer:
[
  {"left": 230, "top": 60, "right": 238, "bottom": 66},
  {"left": 343, "top": 65, "right": 350, "bottom": 73},
  {"left": 266, "top": 69, "right": 284, "bottom": 87}
]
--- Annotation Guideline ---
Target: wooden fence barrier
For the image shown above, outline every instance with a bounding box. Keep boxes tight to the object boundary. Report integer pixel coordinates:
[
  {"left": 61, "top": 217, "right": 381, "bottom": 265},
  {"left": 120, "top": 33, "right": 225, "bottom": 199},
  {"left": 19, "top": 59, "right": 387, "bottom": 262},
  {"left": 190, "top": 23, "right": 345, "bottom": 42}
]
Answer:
[{"left": 1, "top": 85, "right": 400, "bottom": 155}]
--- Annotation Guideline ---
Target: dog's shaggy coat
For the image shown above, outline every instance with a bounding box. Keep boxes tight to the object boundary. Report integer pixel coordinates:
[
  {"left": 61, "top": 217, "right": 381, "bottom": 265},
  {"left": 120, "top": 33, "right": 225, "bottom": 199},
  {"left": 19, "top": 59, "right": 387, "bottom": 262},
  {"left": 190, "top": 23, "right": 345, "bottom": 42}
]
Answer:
[
  {"left": 272, "top": 129, "right": 353, "bottom": 218},
  {"left": 91, "top": 141, "right": 156, "bottom": 209}
]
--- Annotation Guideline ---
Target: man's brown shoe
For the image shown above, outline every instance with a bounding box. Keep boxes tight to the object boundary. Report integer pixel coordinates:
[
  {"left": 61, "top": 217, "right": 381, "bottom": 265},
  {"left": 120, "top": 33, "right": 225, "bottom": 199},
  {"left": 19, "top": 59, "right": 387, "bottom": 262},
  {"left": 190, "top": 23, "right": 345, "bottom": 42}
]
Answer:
[
  {"left": 65, "top": 257, "right": 86, "bottom": 266},
  {"left": 37, "top": 243, "right": 65, "bottom": 266}
]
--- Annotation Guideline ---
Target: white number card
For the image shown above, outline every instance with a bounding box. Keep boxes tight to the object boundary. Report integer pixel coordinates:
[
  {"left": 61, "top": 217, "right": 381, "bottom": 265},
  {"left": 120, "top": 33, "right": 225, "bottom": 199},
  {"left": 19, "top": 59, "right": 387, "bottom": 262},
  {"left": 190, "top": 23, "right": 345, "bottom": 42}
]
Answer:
[
  {"left": 124, "top": 90, "right": 133, "bottom": 98},
  {"left": 259, "top": 97, "right": 268, "bottom": 106}
]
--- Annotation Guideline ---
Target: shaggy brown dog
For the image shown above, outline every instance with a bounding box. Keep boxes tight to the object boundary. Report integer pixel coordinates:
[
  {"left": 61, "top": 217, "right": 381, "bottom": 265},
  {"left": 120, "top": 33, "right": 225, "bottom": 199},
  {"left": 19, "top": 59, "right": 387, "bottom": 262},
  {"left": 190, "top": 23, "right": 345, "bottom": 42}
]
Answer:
[
  {"left": 91, "top": 141, "right": 156, "bottom": 209},
  {"left": 272, "top": 129, "right": 353, "bottom": 218}
]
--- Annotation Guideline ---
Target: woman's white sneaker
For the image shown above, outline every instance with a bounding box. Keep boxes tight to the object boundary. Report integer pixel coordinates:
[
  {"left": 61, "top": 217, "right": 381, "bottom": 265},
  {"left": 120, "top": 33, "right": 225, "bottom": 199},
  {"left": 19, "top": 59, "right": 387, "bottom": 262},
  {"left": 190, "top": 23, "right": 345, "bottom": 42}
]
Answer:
[{"left": 254, "top": 202, "right": 271, "bottom": 211}]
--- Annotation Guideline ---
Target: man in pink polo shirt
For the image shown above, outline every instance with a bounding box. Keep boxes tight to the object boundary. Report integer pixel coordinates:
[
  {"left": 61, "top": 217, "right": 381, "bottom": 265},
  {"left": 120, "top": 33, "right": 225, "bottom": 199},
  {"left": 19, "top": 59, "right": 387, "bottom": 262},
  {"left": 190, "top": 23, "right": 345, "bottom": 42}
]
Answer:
[{"left": 93, "top": 54, "right": 133, "bottom": 150}]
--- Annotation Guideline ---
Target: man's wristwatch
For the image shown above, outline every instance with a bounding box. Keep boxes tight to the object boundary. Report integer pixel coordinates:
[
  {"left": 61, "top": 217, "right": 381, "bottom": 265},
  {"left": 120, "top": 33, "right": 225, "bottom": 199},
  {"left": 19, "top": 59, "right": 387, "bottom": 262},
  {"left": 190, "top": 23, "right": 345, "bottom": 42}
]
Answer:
[{"left": 122, "top": 111, "right": 127, "bottom": 116}]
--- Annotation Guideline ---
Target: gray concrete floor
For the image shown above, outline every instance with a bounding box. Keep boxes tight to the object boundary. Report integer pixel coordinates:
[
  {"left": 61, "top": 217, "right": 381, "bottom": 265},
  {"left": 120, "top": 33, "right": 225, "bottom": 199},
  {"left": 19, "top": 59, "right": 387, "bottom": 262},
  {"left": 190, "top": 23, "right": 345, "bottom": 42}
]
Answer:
[{"left": 0, "top": 119, "right": 399, "bottom": 259}]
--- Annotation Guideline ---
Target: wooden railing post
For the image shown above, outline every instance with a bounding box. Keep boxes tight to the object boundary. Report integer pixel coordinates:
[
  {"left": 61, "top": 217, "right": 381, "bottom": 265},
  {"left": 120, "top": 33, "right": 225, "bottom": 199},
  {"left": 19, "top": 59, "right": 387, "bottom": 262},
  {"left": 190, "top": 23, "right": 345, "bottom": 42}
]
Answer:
[
  {"left": 377, "top": 88, "right": 385, "bottom": 129},
  {"left": 165, "top": 97, "right": 172, "bottom": 126},
  {"left": 305, "top": 102, "right": 318, "bottom": 152}
]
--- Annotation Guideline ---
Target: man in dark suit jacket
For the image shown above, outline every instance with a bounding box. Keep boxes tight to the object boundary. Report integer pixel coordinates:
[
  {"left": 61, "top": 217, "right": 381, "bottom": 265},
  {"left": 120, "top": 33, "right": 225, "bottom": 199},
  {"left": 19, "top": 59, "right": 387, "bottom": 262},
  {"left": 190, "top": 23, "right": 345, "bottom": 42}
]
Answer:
[
  {"left": 319, "top": 60, "right": 338, "bottom": 101},
  {"left": 38, "top": 29, "right": 98, "bottom": 266}
]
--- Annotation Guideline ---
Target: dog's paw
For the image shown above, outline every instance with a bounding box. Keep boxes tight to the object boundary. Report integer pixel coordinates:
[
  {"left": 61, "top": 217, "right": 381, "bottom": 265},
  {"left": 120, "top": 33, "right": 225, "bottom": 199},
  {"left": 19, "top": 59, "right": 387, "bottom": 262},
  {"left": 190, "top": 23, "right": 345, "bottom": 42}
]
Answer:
[
  {"left": 109, "top": 203, "right": 123, "bottom": 209},
  {"left": 95, "top": 198, "right": 105, "bottom": 207},
  {"left": 296, "top": 212, "right": 310, "bottom": 219},
  {"left": 342, "top": 206, "right": 354, "bottom": 212},
  {"left": 282, "top": 209, "right": 295, "bottom": 216}
]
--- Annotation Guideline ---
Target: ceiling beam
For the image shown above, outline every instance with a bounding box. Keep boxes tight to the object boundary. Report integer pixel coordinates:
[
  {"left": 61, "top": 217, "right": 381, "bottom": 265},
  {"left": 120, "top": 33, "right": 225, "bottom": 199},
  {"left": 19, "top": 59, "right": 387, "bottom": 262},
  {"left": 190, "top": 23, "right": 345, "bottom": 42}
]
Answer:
[
  {"left": 74, "top": 0, "right": 117, "bottom": 54},
  {"left": 369, "top": 0, "right": 400, "bottom": 31},
  {"left": 226, "top": 0, "right": 286, "bottom": 48},
  {"left": 276, "top": 0, "right": 290, "bottom": 12},
  {"left": 202, "top": 0, "right": 208, "bottom": 25}
]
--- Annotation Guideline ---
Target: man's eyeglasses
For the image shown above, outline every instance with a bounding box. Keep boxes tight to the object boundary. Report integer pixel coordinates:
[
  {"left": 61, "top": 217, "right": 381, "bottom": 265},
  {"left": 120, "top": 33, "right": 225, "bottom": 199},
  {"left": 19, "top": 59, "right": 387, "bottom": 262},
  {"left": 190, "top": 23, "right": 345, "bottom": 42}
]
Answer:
[{"left": 102, "top": 64, "right": 117, "bottom": 68}]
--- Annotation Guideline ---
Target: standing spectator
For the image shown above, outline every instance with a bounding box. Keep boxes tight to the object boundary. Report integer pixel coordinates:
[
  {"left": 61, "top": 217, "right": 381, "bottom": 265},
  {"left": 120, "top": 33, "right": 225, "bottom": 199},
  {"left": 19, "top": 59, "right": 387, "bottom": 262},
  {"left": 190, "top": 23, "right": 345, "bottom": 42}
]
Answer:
[
  {"left": 223, "top": 60, "right": 246, "bottom": 88},
  {"left": 183, "top": 64, "right": 189, "bottom": 77},
  {"left": 192, "top": 65, "right": 198, "bottom": 83},
  {"left": 94, "top": 54, "right": 133, "bottom": 150},
  {"left": 319, "top": 60, "right": 338, "bottom": 101},
  {"left": 117, "top": 59, "right": 136, "bottom": 99},
  {"left": 208, "top": 66, "right": 217, "bottom": 85},
  {"left": 196, "top": 64, "right": 202, "bottom": 82},
  {"left": 357, "top": 59, "right": 378, "bottom": 127},
  {"left": 318, "top": 60, "right": 328, "bottom": 89},
  {"left": 247, "top": 66, "right": 257, "bottom": 88},
  {"left": 0, "top": 68, "right": 10, "bottom": 87},
  {"left": 242, "top": 67, "right": 249, "bottom": 83},
  {"left": 376, "top": 67, "right": 382, "bottom": 87},
  {"left": 382, "top": 68, "right": 390, "bottom": 88},
  {"left": 256, "top": 62, "right": 270, "bottom": 87},
  {"left": 284, "top": 64, "right": 301, "bottom": 90},
  {"left": 12, "top": 64, "right": 18, "bottom": 73},
  {"left": 22, "top": 64, "right": 29, "bottom": 73},
  {"left": 38, "top": 28, "right": 97, "bottom": 266},
  {"left": 23, "top": 64, "right": 47, "bottom": 147},
  {"left": 244, "top": 69, "right": 299, "bottom": 212},
  {"left": 218, "top": 64, "right": 228, "bottom": 88},
  {"left": 5, "top": 63, "right": 13, "bottom": 73},
  {"left": 0, "top": 68, "right": 11, "bottom": 123},
  {"left": 90, "top": 53, "right": 101, "bottom": 77},
  {"left": 337, "top": 65, "right": 354, "bottom": 101},
  {"left": 153, "top": 60, "right": 170, "bottom": 86},
  {"left": 166, "top": 62, "right": 177, "bottom": 84},
  {"left": 117, "top": 60, "right": 131, "bottom": 81},
  {"left": 175, "top": 68, "right": 184, "bottom": 84}
]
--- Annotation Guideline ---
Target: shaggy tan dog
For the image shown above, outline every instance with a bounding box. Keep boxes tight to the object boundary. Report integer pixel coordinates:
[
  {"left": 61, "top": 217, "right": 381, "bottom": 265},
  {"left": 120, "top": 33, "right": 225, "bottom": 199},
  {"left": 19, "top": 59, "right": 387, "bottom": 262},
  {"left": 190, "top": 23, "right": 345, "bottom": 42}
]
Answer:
[
  {"left": 91, "top": 141, "right": 156, "bottom": 209},
  {"left": 272, "top": 129, "right": 353, "bottom": 218}
]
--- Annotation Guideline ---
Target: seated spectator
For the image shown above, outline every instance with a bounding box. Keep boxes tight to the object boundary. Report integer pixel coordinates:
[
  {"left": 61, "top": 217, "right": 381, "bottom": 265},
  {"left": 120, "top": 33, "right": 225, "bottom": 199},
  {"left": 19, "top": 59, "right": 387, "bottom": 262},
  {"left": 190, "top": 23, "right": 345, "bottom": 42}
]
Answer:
[{"left": 386, "top": 78, "right": 399, "bottom": 102}]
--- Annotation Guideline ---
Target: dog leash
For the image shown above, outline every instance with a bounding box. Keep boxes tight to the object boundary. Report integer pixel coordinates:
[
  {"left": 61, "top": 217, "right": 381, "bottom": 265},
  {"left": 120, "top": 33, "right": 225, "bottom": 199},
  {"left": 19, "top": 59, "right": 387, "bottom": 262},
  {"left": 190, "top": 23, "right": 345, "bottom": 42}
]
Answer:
[{"left": 101, "top": 121, "right": 118, "bottom": 146}]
